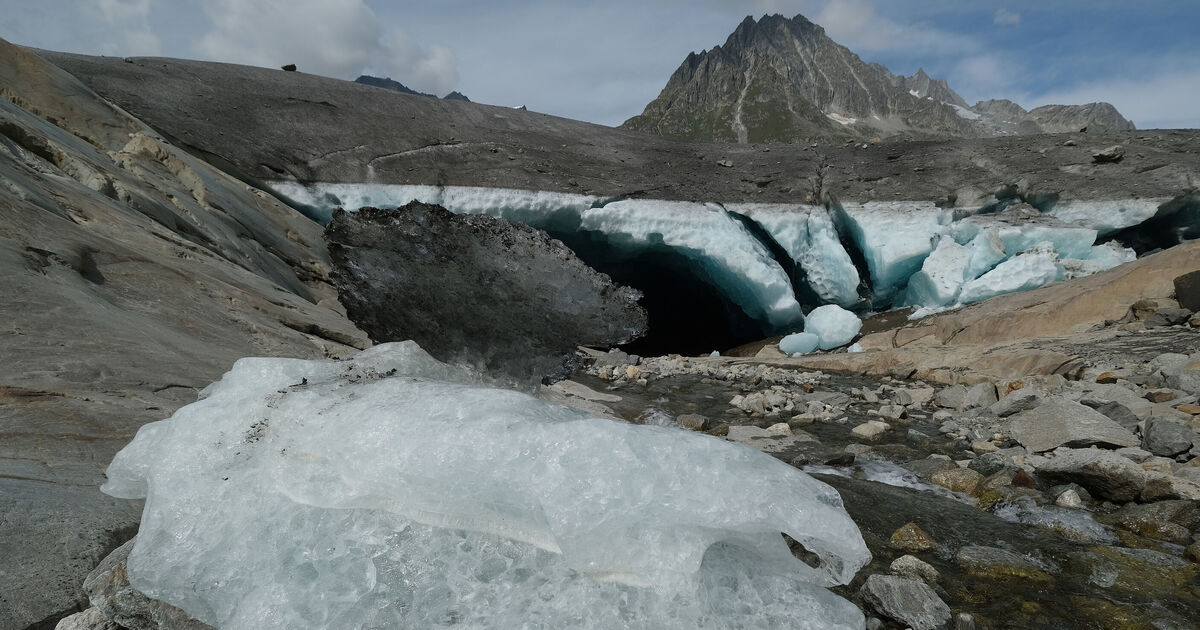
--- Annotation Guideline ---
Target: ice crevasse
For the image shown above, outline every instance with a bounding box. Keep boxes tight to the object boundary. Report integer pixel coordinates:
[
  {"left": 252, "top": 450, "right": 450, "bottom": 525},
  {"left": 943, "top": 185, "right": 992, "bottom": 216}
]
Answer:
[{"left": 103, "top": 342, "right": 871, "bottom": 629}]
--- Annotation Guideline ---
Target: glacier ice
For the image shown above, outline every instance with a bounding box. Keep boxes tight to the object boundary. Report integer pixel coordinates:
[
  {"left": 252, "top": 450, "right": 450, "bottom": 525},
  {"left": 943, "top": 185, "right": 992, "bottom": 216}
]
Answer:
[
  {"left": 102, "top": 342, "right": 869, "bottom": 629},
  {"left": 964, "top": 230, "right": 1007, "bottom": 280},
  {"left": 834, "top": 201, "right": 952, "bottom": 303},
  {"left": 904, "top": 237, "right": 971, "bottom": 307},
  {"left": 951, "top": 205, "right": 1097, "bottom": 260},
  {"left": 958, "top": 243, "right": 1064, "bottom": 305},
  {"left": 1062, "top": 242, "right": 1137, "bottom": 279},
  {"left": 729, "top": 204, "right": 861, "bottom": 307},
  {"left": 1047, "top": 198, "right": 1166, "bottom": 237},
  {"left": 779, "top": 331, "right": 820, "bottom": 355},
  {"left": 803, "top": 305, "right": 863, "bottom": 350},
  {"left": 580, "top": 200, "right": 804, "bottom": 329}
]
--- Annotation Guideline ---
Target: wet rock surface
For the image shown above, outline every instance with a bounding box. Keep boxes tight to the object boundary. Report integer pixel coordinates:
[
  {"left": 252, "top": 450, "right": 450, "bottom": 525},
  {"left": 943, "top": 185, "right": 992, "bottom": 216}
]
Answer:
[{"left": 326, "top": 203, "right": 646, "bottom": 386}]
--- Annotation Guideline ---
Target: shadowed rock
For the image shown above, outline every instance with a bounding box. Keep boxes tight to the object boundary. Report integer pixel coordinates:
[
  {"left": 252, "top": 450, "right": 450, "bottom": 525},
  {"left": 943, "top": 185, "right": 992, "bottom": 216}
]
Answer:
[{"left": 327, "top": 203, "right": 647, "bottom": 386}]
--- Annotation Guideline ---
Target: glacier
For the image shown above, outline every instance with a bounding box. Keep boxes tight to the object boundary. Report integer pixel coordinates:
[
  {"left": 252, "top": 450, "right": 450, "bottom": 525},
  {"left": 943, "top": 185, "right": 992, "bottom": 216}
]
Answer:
[
  {"left": 102, "top": 342, "right": 870, "bottom": 629},
  {"left": 267, "top": 181, "right": 1170, "bottom": 338},
  {"left": 803, "top": 305, "right": 863, "bottom": 350}
]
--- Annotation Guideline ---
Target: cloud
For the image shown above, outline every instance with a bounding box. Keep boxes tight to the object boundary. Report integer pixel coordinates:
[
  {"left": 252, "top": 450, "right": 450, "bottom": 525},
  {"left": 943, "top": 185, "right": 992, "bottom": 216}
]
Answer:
[
  {"left": 811, "top": 0, "right": 977, "bottom": 57},
  {"left": 993, "top": 9, "right": 1021, "bottom": 27},
  {"left": 94, "top": 0, "right": 162, "bottom": 55},
  {"left": 1031, "top": 68, "right": 1200, "bottom": 129},
  {"left": 193, "top": 0, "right": 457, "bottom": 95},
  {"left": 948, "top": 54, "right": 1026, "bottom": 104}
]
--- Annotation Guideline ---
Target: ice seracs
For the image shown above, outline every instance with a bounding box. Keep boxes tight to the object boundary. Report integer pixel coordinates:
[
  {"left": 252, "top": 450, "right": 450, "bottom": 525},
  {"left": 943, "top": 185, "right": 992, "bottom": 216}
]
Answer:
[
  {"left": 102, "top": 342, "right": 870, "bottom": 629},
  {"left": 834, "top": 201, "right": 953, "bottom": 304},
  {"left": 958, "top": 243, "right": 1064, "bottom": 304}
]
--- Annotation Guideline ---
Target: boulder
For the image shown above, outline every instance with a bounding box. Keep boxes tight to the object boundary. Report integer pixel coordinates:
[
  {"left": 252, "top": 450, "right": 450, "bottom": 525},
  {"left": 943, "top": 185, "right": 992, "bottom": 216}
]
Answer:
[
  {"left": 1141, "top": 475, "right": 1200, "bottom": 501},
  {"left": 858, "top": 574, "right": 951, "bottom": 630},
  {"left": 1141, "top": 418, "right": 1196, "bottom": 457},
  {"left": 1164, "top": 358, "right": 1200, "bottom": 396},
  {"left": 326, "top": 204, "right": 647, "bottom": 386},
  {"left": 1036, "top": 448, "right": 1148, "bottom": 502},
  {"left": 934, "top": 385, "right": 968, "bottom": 410},
  {"left": 55, "top": 608, "right": 120, "bottom": 630},
  {"left": 1172, "top": 270, "right": 1200, "bottom": 311},
  {"left": 889, "top": 522, "right": 936, "bottom": 553},
  {"left": 963, "top": 383, "right": 998, "bottom": 409},
  {"left": 889, "top": 555, "right": 941, "bottom": 585},
  {"left": 1104, "top": 500, "right": 1199, "bottom": 545},
  {"left": 1092, "top": 145, "right": 1125, "bottom": 163},
  {"left": 1083, "top": 400, "right": 1141, "bottom": 431},
  {"left": 1009, "top": 397, "right": 1139, "bottom": 453},
  {"left": 955, "top": 545, "right": 1053, "bottom": 583},
  {"left": 931, "top": 468, "right": 985, "bottom": 494},
  {"left": 989, "top": 388, "right": 1041, "bottom": 417},
  {"left": 1145, "top": 307, "right": 1192, "bottom": 328}
]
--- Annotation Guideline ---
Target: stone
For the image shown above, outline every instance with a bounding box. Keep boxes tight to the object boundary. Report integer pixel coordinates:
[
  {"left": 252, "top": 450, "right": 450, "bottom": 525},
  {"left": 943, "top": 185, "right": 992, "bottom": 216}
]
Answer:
[
  {"left": 765, "top": 422, "right": 792, "bottom": 436},
  {"left": 1142, "top": 418, "right": 1196, "bottom": 457},
  {"left": 876, "top": 404, "right": 907, "bottom": 420},
  {"left": 963, "top": 382, "right": 998, "bottom": 409},
  {"left": 677, "top": 414, "right": 709, "bottom": 431},
  {"left": 954, "top": 613, "right": 977, "bottom": 630},
  {"left": 852, "top": 420, "right": 890, "bottom": 441},
  {"left": 954, "top": 545, "right": 1053, "bottom": 583},
  {"left": 1175, "top": 403, "right": 1200, "bottom": 415},
  {"left": 858, "top": 574, "right": 951, "bottom": 630},
  {"left": 1095, "top": 371, "right": 1121, "bottom": 384},
  {"left": 84, "top": 539, "right": 214, "bottom": 630},
  {"left": 1085, "top": 400, "right": 1141, "bottom": 431},
  {"left": 968, "top": 452, "right": 1016, "bottom": 477},
  {"left": 889, "top": 522, "right": 936, "bottom": 553},
  {"left": 1140, "top": 475, "right": 1200, "bottom": 501},
  {"left": 889, "top": 555, "right": 940, "bottom": 584},
  {"left": 1009, "top": 397, "right": 1139, "bottom": 453},
  {"left": 989, "top": 387, "right": 1042, "bottom": 417},
  {"left": 1176, "top": 466, "right": 1200, "bottom": 484},
  {"left": 1174, "top": 270, "right": 1200, "bottom": 311},
  {"left": 1092, "top": 145, "right": 1125, "bottom": 163},
  {"left": 326, "top": 204, "right": 647, "bottom": 386},
  {"left": 1104, "top": 500, "right": 1199, "bottom": 544},
  {"left": 970, "top": 440, "right": 999, "bottom": 454},
  {"left": 1145, "top": 307, "right": 1192, "bottom": 328},
  {"left": 934, "top": 385, "right": 968, "bottom": 410},
  {"left": 55, "top": 608, "right": 121, "bottom": 630},
  {"left": 903, "top": 457, "right": 960, "bottom": 481},
  {"left": 1035, "top": 448, "right": 1147, "bottom": 502},
  {"left": 1144, "top": 388, "right": 1179, "bottom": 403},
  {"left": 896, "top": 387, "right": 935, "bottom": 406},
  {"left": 1186, "top": 543, "right": 1200, "bottom": 564},
  {"left": 1139, "top": 456, "right": 1176, "bottom": 474},
  {"left": 931, "top": 468, "right": 985, "bottom": 494},
  {"left": 1055, "top": 488, "right": 1084, "bottom": 508},
  {"left": 624, "top": 365, "right": 640, "bottom": 379},
  {"left": 1163, "top": 358, "right": 1200, "bottom": 396}
]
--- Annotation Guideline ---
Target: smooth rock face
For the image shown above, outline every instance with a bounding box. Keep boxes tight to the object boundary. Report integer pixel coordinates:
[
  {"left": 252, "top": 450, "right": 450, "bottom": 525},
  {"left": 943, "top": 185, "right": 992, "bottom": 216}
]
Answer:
[
  {"left": 858, "top": 574, "right": 951, "bottom": 630},
  {"left": 326, "top": 204, "right": 647, "bottom": 386},
  {"left": 1035, "top": 448, "right": 1147, "bottom": 502},
  {"left": 1173, "top": 270, "right": 1200, "bottom": 311},
  {"left": 1009, "top": 397, "right": 1140, "bottom": 453}
]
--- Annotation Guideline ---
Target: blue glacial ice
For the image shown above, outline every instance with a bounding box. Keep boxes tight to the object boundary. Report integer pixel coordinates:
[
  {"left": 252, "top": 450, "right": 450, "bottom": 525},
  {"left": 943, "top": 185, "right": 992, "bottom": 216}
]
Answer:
[
  {"left": 267, "top": 181, "right": 1161, "bottom": 326},
  {"left": 803, "top": 305, "right": 863, "bottom": 350},
  {"left": 834, "top": 201, "right": 953, "bottom": 303},
  {"left": 958, "top": 243, "right": 1064, "bottom": 305},
  {"left": 728, "top": 203, "right": 861, "bottom": 307},
  {"left": 779, "top": 331, "right": 820, "bottom": 355},
  {"left": 102, "top": 342, "right": 870, "bottom": 629}
]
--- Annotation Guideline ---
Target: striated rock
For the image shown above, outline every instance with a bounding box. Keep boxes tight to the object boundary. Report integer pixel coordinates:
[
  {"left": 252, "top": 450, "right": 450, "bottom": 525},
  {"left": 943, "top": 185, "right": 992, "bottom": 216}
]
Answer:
[
  {"left": 84, "top": 539, "right": 213, "bottom": 630},
  {"left": 1142, "top": 418, "right": 1196, "bottom": 457},
  {"left": 1009, "top": 397, "right": 1139, "bottom": 453},
  {"left": 326, "top": 204, "right": 647, "bottom": 386},
  {"left": 858, "top": 574, "right": 951, "bottom": 630},
  {"left": 1035, "top": 448, "right": 1147, "bottom": 502}
]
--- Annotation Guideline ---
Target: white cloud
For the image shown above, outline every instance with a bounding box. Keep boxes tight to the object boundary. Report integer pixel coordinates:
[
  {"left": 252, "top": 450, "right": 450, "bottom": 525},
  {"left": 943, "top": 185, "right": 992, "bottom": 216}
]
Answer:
[
  {"left": 948, "top": 54, "right": 1025, "bottom": 104},
  {"left": 812, "top": 0, "right": 977, "bottom": 56},
  {"left": 94, "top": 0, "right": 162, "bottom": 55},
  {"left": 193, "top": 0, "right": 457, "bottom": 95},
  {"left": 993, "top": 9, "right": 1021, "bottom": 27},
  {"left": 1031, "top": 68, "right": 1200, "bottom": 129}
]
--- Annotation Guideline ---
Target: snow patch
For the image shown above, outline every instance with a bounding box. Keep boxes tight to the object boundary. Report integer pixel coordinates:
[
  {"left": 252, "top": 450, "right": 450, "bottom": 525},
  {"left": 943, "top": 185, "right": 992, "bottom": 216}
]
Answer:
[{"left": 825, "top": 112, "right": 858, "bottom": 126}]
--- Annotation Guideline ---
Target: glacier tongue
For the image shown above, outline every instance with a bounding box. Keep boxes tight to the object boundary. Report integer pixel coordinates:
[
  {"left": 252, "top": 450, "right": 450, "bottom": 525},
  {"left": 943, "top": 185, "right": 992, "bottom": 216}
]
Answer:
[{"left": 103, "top": 342, "right": 869, "bottom": 629}]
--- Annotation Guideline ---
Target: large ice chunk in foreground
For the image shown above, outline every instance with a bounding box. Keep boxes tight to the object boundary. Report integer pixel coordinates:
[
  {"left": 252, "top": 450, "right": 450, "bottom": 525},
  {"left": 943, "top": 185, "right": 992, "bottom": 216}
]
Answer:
[
  {"left": 730, "top": 204, "right": 861, "bottom": 307},
  {"left": 804, "top": 305, "right": 863, "bottom": 350},
  {"left": 834, "top": 201, "right": 952, "bottom": 303},
  {"left": 958, "top": 243, "right": 1064, "bottom": 305},
  {"left": 581, "top": 200, "right": 804, "bottom": 329},
  {"left": 103, "top": 342, "right": 869, "bottom": 629},
  {"left": 904, "top": 237, "right": 971, "bottom": 307}
]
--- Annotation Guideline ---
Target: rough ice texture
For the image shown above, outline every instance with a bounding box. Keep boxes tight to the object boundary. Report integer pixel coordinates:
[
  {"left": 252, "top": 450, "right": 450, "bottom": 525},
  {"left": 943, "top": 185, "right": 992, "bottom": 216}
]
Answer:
[
  {"left": 730, "top": 204, "right": 861, "bottom": 307},
  {"left": 958, "top": 243, "right": 1064, "bottom": 305},
  {"left": 904, "top": 237, "right": 971, "bottom": 307},
  {"left": 1048, "top": 198, "right": 1166, "bottom": 237},
  {"left": 804, "top": 305, "right": 863, "bottom": 350},
  {"left": 951, "top": 204, "right": 1097, "bottom": 260},
  {"left": 1062, "top": 242, "right": 1137, "bottom": 279},
  {"left": 580, "top": 200, "right": 804, "bottom": 329},
  {"left": 963, "top": 230, "right": 1007, "bottom": 280},
  {"left": 779, "top": 332, "right": 820, "bottom": 355},
  {"left": 102, "top": 342, "right": 870, "bottom": 629},
  {"left": 834, "top": 201, "right": 952, "bottom": 303},
  {"left": 325, "top": 203, "right": 647, "bottom": 386}
]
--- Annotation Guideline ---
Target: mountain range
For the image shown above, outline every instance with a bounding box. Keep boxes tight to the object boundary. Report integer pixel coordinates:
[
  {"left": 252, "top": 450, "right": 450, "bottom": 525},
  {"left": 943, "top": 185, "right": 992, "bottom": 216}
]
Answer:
[
  {"left": 622, "top": 14, "right": 1134, "bottom": 143},
  {"left": 355, "top": 74, "right": 471, "bottom": 102}
]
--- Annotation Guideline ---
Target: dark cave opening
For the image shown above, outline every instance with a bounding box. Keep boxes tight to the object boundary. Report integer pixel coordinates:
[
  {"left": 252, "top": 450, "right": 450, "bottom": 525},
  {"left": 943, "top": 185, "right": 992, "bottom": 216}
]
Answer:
[
  {"left": 1102, "top": 195, "right": 1200, "bottom": 255},
  {"left": 552, "top": 230, "right": 771, "bottom": 356}
]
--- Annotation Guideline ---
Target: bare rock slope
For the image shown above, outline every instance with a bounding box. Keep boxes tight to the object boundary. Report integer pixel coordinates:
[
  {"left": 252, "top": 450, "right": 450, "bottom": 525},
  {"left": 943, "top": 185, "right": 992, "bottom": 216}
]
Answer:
[{"left": 0, "top": 38, "right": 366, "bottom": 629}]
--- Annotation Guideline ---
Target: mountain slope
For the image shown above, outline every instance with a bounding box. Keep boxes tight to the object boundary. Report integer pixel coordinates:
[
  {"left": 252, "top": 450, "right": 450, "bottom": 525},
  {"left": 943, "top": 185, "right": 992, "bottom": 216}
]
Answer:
[{"left": 623, "top": 14, "right": 1134, "bottom": 143}]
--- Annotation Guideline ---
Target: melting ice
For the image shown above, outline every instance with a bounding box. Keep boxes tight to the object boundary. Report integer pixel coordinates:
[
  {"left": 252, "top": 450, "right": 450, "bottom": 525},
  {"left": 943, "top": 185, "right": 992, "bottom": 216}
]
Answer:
[{"left": 103, "top": 342, "right": 870, "bottom": 629}]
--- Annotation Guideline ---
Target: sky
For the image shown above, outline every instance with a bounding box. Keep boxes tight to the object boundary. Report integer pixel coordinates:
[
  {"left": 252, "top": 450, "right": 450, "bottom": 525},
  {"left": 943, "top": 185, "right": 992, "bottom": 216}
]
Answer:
[{"left": 1, "top": 0, "right": 1197, "bottom": 129}]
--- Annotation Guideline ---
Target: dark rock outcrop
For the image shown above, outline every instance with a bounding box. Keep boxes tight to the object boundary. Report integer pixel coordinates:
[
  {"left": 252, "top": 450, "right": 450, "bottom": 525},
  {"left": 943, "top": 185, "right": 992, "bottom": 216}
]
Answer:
[
  {"left": 1028, "top": 103, "right": 1135, "bottom": 134},
  {"left": 354, "top": 74, "right": 434, "bottom": 97},
  {"left": 326, "top": 203, "right": 647, "bottom": 385}
]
